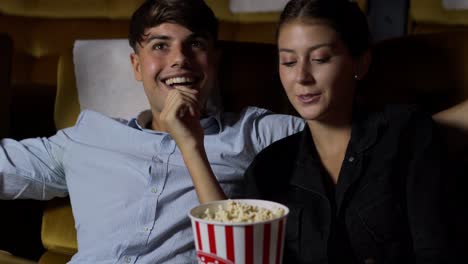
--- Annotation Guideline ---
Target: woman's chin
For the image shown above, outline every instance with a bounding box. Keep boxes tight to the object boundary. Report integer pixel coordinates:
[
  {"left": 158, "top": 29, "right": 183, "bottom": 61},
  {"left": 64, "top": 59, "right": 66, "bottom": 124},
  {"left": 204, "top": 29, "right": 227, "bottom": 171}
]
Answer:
[{"left": 297, "top": 109, "right": 323, "bottom": 121}]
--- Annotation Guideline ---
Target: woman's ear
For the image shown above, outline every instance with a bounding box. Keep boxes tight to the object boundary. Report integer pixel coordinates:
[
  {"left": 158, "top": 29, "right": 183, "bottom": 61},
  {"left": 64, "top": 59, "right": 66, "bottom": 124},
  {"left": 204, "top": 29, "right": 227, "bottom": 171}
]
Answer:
[{"left": 354, "top": 50, "right": 372, "bottom": 80}]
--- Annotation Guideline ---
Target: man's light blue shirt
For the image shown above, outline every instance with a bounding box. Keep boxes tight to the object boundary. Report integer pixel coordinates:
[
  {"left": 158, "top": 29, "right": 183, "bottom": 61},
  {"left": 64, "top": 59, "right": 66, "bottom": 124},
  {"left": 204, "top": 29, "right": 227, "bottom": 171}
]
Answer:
[{"left": 0, "top": 106, "right": 304, "bottom": 263}]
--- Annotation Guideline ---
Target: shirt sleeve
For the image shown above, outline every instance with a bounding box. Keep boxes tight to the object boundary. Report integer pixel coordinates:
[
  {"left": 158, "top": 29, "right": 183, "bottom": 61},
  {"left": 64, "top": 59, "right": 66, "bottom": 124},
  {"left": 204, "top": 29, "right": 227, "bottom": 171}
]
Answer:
[
  {"left": 249, "top": 107, "right": 305, "bottom": 154},
  {"left": 0, "top": 130, "right": 70, "bottom": 200}
]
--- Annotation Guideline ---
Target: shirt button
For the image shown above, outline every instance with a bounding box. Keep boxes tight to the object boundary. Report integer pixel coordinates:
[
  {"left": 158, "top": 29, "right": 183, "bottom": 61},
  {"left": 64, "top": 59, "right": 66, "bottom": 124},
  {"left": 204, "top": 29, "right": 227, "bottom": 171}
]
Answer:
[
  {"left": 151, "top": 187, "right": 158, "bottom": 193},
  {"left": 144, "top": 227, "right": 150, "bottom": 232},
  {"left": 348, "top": 156, "right": 355, "bottom": 163},
  {"left": 123, "top": 256, "right": 131, "bottom": 263}
]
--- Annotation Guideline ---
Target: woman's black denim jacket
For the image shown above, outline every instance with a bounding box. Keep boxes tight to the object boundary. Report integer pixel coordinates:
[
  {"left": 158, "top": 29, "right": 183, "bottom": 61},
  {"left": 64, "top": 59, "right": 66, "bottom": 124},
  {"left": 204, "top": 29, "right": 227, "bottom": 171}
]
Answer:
[{"left": 244, "top": 105, "right": 450, "bottom": 264}]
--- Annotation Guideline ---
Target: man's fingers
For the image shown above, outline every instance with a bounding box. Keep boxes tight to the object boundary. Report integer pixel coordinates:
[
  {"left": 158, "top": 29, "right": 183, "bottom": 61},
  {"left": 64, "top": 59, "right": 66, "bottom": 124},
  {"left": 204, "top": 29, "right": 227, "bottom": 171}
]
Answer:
[
  {"left": 173, "top": 86, "right": 199, "bottom": 95},
  {"left": 164, "top": 90, "right": 200, "bottom": 119}
]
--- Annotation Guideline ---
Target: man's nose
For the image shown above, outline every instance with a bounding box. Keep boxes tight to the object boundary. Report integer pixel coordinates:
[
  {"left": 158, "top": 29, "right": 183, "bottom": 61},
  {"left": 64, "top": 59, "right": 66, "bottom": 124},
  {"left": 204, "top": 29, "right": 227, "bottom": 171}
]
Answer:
[{"left": 170, "top": 45, "right": 191, "bottom": 68}]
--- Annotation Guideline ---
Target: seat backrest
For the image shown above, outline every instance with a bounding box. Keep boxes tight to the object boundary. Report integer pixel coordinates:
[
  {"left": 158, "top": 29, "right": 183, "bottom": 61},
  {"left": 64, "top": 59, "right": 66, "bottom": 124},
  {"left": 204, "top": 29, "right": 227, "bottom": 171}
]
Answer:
[
  {"left": 362, "top": 31, "right": 468, "bottom": 113},
  {"left": 55, "top": 39, "right": 288, "bottom": 130}
]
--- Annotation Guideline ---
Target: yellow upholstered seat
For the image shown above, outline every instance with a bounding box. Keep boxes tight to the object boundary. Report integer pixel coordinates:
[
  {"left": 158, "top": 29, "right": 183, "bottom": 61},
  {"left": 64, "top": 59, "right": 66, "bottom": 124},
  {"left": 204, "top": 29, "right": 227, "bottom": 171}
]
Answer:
[
  {"left": 0, "top": 251, "right": 37, "bottom": 264},
  {"left": 38, "top": 50, "right": 79, "bottom": 264}
]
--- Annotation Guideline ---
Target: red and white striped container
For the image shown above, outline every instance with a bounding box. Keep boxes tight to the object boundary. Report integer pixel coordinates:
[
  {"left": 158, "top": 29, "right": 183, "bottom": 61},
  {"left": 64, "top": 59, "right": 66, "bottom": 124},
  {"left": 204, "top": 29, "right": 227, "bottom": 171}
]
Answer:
[{"left": 188, "top": 199, "right": 289, "bottom": 264}]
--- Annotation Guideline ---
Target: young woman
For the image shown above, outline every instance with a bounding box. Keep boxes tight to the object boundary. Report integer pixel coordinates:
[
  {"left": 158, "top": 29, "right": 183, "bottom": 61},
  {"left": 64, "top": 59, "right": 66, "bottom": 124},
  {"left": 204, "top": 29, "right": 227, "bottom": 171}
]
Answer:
[{"left": 244, "top": 0, "right": 450, "bottom": 263}]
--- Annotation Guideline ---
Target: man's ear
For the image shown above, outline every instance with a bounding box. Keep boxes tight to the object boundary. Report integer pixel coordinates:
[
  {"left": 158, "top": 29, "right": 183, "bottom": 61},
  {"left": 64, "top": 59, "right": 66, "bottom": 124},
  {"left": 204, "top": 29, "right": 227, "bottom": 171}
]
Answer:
[
  {"left": 355, "top": 50, "right": 372, "bottom": 80},
  {"left": 130, "top": 52, "right": 142, "bottom": 82}
]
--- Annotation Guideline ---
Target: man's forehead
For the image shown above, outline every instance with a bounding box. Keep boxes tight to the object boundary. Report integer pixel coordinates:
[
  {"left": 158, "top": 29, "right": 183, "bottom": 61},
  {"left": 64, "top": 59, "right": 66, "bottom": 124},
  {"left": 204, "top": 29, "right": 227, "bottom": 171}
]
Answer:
[{"left": 142, "top": 23, "right": 209, "bottom": 41}]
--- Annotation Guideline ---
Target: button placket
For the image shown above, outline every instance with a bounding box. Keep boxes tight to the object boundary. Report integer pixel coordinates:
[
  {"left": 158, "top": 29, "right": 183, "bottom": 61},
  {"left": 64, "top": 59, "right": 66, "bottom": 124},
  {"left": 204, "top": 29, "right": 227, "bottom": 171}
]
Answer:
[{"left": 123, "top": 256, "right": 132, "bottom": 263}]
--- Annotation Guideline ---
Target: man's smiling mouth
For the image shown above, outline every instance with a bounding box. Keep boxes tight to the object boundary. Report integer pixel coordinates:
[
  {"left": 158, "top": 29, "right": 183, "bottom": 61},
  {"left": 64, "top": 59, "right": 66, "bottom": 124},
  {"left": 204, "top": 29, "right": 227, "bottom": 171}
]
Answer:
[{"left": 163, "top": 76, "right": 198, "bottom": 87}]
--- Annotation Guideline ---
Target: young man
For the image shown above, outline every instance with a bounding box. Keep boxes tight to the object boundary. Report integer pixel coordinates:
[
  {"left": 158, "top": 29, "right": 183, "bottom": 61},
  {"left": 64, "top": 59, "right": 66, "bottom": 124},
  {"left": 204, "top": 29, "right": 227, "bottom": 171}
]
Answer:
[{"left": 0, "top": 0, "right": 304, "bottom": 263}]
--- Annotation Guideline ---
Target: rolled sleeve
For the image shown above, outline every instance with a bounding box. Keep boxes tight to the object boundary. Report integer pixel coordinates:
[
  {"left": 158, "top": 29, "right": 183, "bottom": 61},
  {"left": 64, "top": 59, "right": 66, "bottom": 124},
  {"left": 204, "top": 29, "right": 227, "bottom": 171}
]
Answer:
[{"left": 0, "top": 131, "right": 70, "bottom": 200}]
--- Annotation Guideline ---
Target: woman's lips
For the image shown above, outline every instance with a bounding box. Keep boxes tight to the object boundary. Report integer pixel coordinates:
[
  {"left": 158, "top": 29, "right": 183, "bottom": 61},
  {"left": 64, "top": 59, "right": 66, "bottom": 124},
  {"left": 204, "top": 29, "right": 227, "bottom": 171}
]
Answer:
[{"left": 297, "top": 93, "right": 321, "bottom": 104}]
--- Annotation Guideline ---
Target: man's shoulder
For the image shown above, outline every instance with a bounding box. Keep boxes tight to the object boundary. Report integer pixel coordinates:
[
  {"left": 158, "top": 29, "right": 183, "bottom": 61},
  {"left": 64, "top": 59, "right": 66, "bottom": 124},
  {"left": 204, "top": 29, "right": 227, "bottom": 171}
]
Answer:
[
  {"left": 75, "top": 110, "right": 129, "bottom": 126},
  {"left": 255, "top": 129, "right": 303, "bottom": 159},
  {"left": 220, "top": 106, "right": 303, "bottom": 126},
  {"left": 58, "top": 110, "right": 133, "bottom": 141}
]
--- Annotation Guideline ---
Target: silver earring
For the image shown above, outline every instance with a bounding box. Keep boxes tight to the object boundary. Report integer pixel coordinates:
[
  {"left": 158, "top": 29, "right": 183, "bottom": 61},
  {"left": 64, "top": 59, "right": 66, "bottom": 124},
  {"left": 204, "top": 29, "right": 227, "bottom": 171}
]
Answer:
[{"left": 354, "top": 74, "right": 359, "bottom": 80}]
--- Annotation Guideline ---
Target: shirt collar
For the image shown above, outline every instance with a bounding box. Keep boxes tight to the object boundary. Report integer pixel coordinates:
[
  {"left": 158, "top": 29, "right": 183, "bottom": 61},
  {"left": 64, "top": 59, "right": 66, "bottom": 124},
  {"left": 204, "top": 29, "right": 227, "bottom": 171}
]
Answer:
[{"left": 129, "top": 109, "right": 223, "bottom": 134}]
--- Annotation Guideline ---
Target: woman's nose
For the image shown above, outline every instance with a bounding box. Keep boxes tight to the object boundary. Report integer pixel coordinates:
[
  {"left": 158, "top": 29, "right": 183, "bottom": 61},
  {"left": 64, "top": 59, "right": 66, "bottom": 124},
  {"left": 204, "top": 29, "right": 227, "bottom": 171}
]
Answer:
[{"left": 296, "top": 61, "right": 314, "bottom": 84}]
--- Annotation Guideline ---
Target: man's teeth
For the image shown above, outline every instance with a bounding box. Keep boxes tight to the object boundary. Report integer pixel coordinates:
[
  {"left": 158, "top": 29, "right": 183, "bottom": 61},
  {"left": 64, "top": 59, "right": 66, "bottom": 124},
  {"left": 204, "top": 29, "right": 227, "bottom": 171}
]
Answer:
[{"left": 165, "top": 77, "right": 195, "bottom": 86}]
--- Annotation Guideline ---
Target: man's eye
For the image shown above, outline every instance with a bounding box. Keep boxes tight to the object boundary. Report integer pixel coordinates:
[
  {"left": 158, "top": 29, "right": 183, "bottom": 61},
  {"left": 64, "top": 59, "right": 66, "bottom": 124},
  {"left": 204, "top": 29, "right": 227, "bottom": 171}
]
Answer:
[
  {"left": 152, "top": 43, "right": 167, "bottom": 50},
  {"left": 311, "top": 57, "right": 330, "bottom": 64},
  {"left": 281, "top": 61, "right": 297, "bottom": 67},
  {"left": 191, "top": 40, "right": 206, "bottom": 49}
]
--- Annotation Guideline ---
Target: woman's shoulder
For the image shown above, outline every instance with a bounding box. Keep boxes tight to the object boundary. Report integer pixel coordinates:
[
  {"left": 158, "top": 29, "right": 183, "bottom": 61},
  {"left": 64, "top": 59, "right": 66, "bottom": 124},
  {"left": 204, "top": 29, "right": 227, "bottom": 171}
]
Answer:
[
  {"left": 382, "top": 104, "right": 428, "bottom": 117},
  {"left": 370, "top": 104, "right": 437, "bottom": 147},
  {"left": 381, "top": 104, "right": 434, "bottom": 128}
]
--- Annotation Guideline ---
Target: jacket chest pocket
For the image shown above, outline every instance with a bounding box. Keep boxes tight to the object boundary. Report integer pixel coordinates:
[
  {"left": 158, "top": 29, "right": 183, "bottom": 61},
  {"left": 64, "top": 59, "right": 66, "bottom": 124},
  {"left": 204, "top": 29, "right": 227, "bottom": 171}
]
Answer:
[
  {"left": 357, "top": 195, "right": 407, "bottom": 243},
  {"left": 283, "top": 187, "right": 329, "bottom": 262}
]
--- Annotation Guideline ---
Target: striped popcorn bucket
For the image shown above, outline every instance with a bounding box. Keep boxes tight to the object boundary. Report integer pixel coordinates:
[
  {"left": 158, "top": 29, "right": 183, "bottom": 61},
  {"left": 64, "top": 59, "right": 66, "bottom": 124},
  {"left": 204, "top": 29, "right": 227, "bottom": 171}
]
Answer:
[{"left": 188, "top": 199, "right": 289, "bottom": 264}]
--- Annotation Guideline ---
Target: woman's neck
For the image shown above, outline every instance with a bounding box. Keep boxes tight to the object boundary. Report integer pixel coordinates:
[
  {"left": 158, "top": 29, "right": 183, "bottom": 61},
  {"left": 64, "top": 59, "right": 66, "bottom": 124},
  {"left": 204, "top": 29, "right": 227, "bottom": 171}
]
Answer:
[
  {"left": 307, "top": 112, "right": 353, "bottom": 183},
  {"left": 308, "top": 120, "right": 352, "bottom": 157}
]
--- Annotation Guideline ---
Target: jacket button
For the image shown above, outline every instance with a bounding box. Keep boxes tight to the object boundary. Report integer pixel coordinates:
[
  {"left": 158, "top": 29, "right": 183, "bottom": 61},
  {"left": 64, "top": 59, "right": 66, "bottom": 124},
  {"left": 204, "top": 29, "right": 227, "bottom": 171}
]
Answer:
[{"left": 364, "top": 258, "right": 375, "bottom": 264}]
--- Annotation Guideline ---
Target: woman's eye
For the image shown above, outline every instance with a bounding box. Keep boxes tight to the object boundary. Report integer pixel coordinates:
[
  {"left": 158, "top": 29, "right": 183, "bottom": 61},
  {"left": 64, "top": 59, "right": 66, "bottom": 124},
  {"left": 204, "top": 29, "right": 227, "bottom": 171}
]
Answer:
[
  {"left": 281, "top": 61, "right": 297, "bottom": 67},
  {"left": 311, "top": 57, "right": 331, "bottom": 64}
]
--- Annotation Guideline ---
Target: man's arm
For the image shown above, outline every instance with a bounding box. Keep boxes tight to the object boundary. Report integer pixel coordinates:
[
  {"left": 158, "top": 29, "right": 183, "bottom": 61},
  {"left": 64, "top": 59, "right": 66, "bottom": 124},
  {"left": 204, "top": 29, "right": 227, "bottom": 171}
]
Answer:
[
  {"left": 0, "top": 135, "right": 68, "bottom": 200},
  {"left": 160, "top": 87, "right": 226, "bottom": 203}
]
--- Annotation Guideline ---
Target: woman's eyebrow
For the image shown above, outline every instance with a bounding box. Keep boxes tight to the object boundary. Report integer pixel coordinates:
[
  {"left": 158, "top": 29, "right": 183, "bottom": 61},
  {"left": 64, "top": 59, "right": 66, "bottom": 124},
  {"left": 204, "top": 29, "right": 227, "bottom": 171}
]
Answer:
[
  {"left": 278, "top": 48, "right": 295, "bottom": 53},
  {"left": 279, "top": 43, "right": 334, "bottom": 53}
]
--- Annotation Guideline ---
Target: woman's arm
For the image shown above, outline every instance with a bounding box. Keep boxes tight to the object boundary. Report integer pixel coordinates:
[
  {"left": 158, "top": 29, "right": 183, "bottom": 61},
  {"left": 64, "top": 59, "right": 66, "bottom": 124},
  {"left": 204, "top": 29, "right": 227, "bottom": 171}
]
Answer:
[{"left": 432, "top": 99, "right": 468, "bottom": 154}]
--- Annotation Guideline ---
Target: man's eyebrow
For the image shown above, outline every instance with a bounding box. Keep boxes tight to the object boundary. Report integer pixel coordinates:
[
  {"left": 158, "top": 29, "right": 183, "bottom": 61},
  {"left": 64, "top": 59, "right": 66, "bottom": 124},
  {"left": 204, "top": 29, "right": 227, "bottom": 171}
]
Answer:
[
  {"left": 187, "top": 33, "right": 210, "bottom": 41},
  {"left": 144, "top": 33, "right": 210, "bottom": 43},
  {"left": 145, "top": 35, "right": 171, "bottom": 42}
]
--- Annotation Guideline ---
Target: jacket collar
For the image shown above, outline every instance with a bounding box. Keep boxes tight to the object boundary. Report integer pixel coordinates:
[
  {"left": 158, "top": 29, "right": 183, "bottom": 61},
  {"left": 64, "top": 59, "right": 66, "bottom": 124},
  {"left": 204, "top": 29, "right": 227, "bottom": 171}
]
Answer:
[{"left": 296, "top": 106, "right": 387, "bottom": 162}]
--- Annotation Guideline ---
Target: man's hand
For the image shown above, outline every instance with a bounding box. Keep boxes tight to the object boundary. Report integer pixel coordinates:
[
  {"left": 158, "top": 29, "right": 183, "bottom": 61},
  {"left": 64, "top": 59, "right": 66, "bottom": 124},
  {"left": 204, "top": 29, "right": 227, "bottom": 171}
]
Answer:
[{"left": 160, "top": 86, "right": 203, "bottom": 149}]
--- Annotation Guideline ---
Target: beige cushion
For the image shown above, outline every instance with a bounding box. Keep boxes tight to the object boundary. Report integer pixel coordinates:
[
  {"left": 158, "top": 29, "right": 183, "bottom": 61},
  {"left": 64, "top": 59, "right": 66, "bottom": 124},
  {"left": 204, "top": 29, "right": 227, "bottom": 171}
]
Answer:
[{"left": 73, "top": 39, "right": 149, "bottom": 120}]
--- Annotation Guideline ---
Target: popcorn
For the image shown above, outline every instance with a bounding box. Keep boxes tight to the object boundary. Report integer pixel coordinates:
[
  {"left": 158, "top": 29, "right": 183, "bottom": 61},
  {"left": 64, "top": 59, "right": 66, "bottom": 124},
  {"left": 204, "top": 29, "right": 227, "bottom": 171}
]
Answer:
[{"left": 198, "top": 200, "right": 284, "bottom": 223}]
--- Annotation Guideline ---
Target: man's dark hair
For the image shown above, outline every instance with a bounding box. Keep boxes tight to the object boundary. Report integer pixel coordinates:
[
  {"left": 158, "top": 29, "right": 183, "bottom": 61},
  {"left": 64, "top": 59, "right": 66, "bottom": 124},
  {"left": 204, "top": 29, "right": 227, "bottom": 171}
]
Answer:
[{"left": 129, "top": 0, "right": 219, "bottom": 51}]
